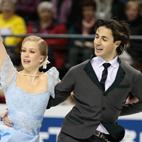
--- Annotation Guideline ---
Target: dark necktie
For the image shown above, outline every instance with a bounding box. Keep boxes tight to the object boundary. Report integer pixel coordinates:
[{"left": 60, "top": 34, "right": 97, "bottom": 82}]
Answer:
[{"left": 100, "top": 63, "right": 111, "bottom": 91}]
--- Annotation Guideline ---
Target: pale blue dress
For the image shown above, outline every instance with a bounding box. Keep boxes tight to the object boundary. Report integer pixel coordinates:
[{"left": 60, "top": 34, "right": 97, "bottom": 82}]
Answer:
[{"left": 0, "top": 56, "right": 59, "bottom": 142}]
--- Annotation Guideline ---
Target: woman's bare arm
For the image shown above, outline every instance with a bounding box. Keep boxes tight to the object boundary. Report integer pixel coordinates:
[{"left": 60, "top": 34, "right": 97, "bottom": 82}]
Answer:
[
  {"left": 0, "top": 89, "right": 4, "bottom": 97},
  {"left": 0, "top": 30, "right": 8, "bottom": 73}
]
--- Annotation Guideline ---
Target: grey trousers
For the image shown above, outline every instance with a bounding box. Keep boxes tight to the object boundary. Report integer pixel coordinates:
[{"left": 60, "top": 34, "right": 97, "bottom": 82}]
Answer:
[{"left": 57, "top": 131, "right": 107, "bottom": 142}]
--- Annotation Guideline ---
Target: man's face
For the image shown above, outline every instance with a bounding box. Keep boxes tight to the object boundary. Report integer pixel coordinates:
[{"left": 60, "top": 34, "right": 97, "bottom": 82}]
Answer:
[{"left": 94, "top": 26, "right": 119, "bottom": 61}]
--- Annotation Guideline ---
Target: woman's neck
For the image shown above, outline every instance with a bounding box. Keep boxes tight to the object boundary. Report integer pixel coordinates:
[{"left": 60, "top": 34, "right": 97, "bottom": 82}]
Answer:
[
  {"left": 3, "top": 13, "right": 13, "bottom": 20},
  {"left": 20, "top": 70, "right": 39, "bottom": 77}
]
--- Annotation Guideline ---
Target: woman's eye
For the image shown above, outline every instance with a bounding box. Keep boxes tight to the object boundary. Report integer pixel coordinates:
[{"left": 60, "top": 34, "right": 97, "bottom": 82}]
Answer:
[
  {"left": 30, "top": 51, "right": 35, "bottom": 53},
  {"left": 21, "top": 50, "right": 26, "bottom": 52}
]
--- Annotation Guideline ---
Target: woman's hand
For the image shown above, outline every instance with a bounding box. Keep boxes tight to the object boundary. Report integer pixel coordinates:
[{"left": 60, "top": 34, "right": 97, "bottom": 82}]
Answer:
[
  {"left": 65, "top": 92, "right": 75, "bottom": 105},
  {"left": 125, "top": 96, "right": 139, "bottom": 104},
  {"left": 1, "top": 110, "right": 13, "bottom": 127}
]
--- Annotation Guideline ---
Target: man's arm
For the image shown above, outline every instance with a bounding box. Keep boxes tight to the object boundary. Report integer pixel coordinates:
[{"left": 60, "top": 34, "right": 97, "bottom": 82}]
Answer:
[
  {"left": 47, "top": 68, "right": 75, "bottom": 109},
  {"left": 121, "top": 72, "right": 142, "bottom": 116},
  {"left": 120, "top": 101, "right": 142, "bottom": 116}
]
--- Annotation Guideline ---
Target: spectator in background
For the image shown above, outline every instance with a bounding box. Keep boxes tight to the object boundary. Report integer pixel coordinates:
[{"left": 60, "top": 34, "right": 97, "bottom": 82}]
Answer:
[
  {"left": 16, "top": 0, "right": 42, "bottom": 22},
  {"left": 66, "top": 0, "right": 96, "bottom": 68},
  {"left": 51, "top": 0, "right": 72, "bottom": 25},
  {"left": 67, "top": 0, "right": 83, "bottom": 29},
  {"left": 0, "top": 0, "right": 26, "bottom": 66},
  {"left": 95, "top": 0, "right": 112, "bottom": 19},
  {"left": 0, "top": 0, "right": 26, "bottom": 46},
  {"left": 27, "top": 1, "right": 68, "bottom": 69},
  {"left": 111, "top": 0, "right": 125, "bottom": 20},
  {"left": 124, "top": 1, "right": 142, "bottom": 68}
]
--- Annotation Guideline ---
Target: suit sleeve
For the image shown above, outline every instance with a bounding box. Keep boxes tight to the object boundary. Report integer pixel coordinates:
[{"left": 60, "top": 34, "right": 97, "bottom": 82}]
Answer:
[
  {"left": 121, "top": 72, "right": 142, "bottom": 116},
  {"left": 47, "top": 68, "right": 75, "bottom": 109}
]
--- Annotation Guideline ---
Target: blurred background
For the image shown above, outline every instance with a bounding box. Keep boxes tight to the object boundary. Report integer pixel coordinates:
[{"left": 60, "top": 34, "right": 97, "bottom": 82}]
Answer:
[{"left": 0, "top": 0, "right": 142, "bottom": 141}]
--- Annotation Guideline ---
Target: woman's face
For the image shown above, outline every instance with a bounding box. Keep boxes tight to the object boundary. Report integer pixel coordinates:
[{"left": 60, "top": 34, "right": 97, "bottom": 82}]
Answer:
[
  {"left": 38, "top": 8, "right": 53, "bottom": 22},
  {"left": 1, "top": 2, "right": 15, "bottom": 15},
  {"left": 82, "top": 6, "right": 95, "bottom": 21},
  {"left": 125, "top": 4, "right": 139, "bottom": 21},
  {"left": 21, "top": 41, "right": 44, "bottom": 70}
]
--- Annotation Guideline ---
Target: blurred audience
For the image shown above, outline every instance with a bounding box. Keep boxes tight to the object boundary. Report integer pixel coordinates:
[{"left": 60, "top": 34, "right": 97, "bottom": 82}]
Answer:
[
  {"left": 66, "top": 0, "right": 96, "bottom": 68},
  {"left": 124, "top": 1, "right": 142, "bottom": 66},
  {"left": 67, "top": 0, "right": 83, "bottom": 29},
  {"left": 95, "top": 0, "right": 112, "bottom": 19},
  {"left": 0, "top": 0, "right": 26, "bottom": 66},
  {"left": 0, "top": 0, "right": 26, "bottom": 46},
  {"left": 16, "top": 0, "right": 42, "bottom": 22},
  {"left": 27, "top": 1, "right": 68, "bottom": 69},
  {"left": 119, "top": 0, "right": 129, "bottom": 4},
  {"left": 51, "top": 0, "right": 72, "bottom": 25},
  {"left": 111, "top": 0, "right": 125, "bottom": 20}
]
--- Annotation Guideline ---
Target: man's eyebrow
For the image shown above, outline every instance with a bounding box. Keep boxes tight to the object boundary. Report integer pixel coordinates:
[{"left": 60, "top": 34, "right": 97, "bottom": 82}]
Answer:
[
  {"left": 95, "top": 33, "right": 109, "bottom": 39},
  {"left": 102, "top": 36, "right": 109, "bottom": 39}
]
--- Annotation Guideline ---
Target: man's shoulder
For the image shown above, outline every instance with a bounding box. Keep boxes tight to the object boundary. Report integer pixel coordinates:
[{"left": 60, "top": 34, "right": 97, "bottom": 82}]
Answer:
[
  {"left": 121, "top": 61, "right": 140, "bottom": 75},
  {"left": 69, "top": 60, "right": 89, "bottom": 72}
]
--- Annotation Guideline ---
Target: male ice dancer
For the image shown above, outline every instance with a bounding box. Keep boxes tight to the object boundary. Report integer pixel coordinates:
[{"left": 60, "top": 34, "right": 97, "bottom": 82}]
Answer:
[{"left": 47, "top": 19, "right": 142, "bottom": 142}]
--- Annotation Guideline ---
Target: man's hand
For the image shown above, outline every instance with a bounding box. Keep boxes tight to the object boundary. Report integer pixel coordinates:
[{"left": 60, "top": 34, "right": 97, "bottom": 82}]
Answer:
[{"left": 1, "top": 110, "right": 13, "bottom": 127}]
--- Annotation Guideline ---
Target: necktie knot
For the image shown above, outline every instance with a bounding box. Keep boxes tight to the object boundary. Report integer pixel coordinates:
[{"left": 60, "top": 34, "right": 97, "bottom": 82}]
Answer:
[{"left": 103, "top": 63, "right": 111, "bottom": 69}]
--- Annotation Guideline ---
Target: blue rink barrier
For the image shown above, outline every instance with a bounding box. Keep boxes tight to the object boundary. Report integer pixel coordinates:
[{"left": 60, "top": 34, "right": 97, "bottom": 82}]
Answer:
[{"left": 1, "top": 104, "right": 142, "bottom": 142}]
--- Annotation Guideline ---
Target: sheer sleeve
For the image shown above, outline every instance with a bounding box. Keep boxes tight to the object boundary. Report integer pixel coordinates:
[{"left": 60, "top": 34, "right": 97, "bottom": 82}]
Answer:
[
  {"left": 0, "top": 55, "right": 17, "bottom": 89},
  {"left": 46, "top": 67, "right": 59, "bottom": 98}
]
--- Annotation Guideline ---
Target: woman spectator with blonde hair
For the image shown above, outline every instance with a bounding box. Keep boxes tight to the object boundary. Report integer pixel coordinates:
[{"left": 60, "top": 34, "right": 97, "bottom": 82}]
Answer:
[{"left": 0, "top": 0, "right": 26, "bottom": 66}]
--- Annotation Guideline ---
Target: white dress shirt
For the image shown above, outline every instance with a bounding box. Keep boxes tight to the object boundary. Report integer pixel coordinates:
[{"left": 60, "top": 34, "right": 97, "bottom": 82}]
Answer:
[{"left": 91, "top": 56, "right": 119, "bottom": 134}]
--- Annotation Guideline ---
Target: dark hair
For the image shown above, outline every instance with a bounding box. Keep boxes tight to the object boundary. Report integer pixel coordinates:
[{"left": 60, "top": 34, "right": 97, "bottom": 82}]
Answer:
[
  {"left": 94, "top": 19, "right": 130, "bottom": 55},
  {"left": 82, "top": 0, "right": 96, "bottom": 11}
]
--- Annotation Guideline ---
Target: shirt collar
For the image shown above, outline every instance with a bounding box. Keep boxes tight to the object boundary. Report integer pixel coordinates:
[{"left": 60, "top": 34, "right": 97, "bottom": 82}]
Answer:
[{"left": 92, "top": 56, "right": 119, "bottom": 68}]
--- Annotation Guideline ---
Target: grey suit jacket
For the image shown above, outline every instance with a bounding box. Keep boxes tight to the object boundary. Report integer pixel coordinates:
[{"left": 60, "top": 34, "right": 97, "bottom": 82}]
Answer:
[{"left": 47, "top": 55, "right": 142, "bottom": 139}]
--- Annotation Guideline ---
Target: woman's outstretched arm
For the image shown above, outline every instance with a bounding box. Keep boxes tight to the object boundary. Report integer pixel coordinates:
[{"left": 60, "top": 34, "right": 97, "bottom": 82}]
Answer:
[{"left": 0, "top": 29, "right": 8, "bottom": 73}]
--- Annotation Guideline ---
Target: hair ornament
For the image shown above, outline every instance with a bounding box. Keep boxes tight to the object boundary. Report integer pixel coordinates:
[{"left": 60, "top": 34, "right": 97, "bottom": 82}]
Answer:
[{"left": 40, "top": 56, "right": 50, "bottom": 69}]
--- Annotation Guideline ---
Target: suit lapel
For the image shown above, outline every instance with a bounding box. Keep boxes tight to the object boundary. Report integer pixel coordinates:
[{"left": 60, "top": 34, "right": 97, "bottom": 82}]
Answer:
[
  {"left": 106, "top": 57, "right": 126, "bottom": 93},
  {"left": 106, "top": 65, "right": 126, "bottom": 93},
  {"left": 84, "top": 55, "right": 126, "bottom": 93},
  {"left": 83, "top": 55, "right": 104, "bottom": 92}
]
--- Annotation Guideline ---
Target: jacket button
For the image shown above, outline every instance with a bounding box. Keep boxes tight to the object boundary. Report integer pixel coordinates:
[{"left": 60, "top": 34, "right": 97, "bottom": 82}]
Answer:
[{"left": 102, "top": 107, "right": 105, "bottom": 110}]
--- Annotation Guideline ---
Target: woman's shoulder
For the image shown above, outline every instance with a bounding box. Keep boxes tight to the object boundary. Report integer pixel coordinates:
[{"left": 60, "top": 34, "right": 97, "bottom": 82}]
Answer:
[{"left": 46, "top": 67, "right": 59, "bottom": 75}]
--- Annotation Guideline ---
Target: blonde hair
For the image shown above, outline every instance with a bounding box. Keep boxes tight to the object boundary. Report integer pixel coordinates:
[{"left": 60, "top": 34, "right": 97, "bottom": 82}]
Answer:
[
  {"left": 125, "top": 1, "right": 141, "bottom": 14},
  {"left": 22, "top": 35, "right": 48, "bottom": 62},
  {"left": 37, "top": 1, "right": 54, "bottom": 13}
]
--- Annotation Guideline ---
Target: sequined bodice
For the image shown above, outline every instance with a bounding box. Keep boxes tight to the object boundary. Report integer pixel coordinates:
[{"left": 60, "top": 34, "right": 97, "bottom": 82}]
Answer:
[{"left": 0, "top": 56, "right": 59, "bottom": 136}]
